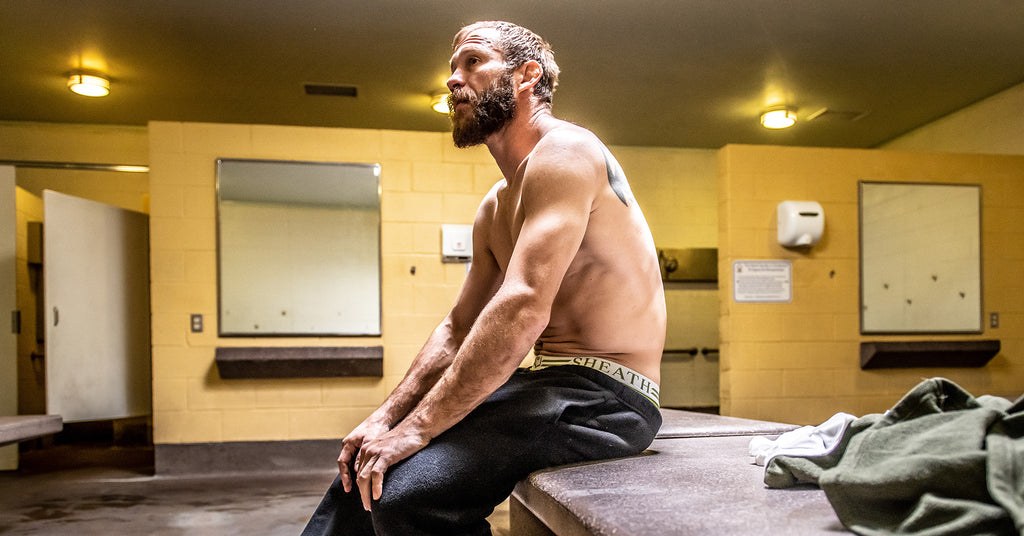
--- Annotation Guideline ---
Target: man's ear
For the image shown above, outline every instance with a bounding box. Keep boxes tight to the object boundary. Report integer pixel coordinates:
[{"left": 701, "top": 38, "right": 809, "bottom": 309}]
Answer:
[{"left": 517, "top": 60, "right": 543, "bottom": 94}]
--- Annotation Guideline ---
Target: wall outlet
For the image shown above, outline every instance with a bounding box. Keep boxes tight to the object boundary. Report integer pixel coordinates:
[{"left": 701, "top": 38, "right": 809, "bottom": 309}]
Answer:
[
  {"left": 190, "top": 314, "right": 204, "bottom": 333},
  {"left": 990, "top": 312, "right": 999, "bottom": 329}
]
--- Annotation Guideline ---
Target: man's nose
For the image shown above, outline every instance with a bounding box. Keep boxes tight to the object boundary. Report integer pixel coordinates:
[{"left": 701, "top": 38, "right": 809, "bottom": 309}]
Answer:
[{"left": 446, "top": 70, "right": 463, "bottom": 92}]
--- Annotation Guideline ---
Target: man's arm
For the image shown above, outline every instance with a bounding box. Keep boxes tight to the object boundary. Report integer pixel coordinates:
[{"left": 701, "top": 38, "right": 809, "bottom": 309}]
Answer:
[
  {"left": 337, "top": 190, "right": 503, "bottom": 492},
  {"left": 353, "top": 132, "right": 603, "bottom": 509}
]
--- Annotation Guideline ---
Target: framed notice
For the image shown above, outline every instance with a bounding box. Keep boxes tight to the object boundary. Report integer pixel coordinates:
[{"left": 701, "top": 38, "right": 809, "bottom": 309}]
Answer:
[{"left": 733, "top": 260, "right": 792, "bottom": 303}]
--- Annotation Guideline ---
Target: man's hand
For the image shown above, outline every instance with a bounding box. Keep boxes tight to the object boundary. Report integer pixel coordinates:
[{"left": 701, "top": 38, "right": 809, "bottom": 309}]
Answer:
[
  {"left": 353, "top": 422, "right": 431, "bottom": 511},
  {"left": 337, "top": 419, "right": 391, "bottom": 494}
]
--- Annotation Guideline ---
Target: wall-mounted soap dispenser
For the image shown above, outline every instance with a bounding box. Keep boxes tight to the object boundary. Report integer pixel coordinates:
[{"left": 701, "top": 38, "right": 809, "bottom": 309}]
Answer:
[{"left": 777, "top": 201, "right": 824, "bottom": 247}]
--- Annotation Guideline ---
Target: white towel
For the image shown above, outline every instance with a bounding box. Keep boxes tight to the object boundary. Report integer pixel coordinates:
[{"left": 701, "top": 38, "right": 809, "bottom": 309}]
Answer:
[{"left": 748, "top": 412, "right": 857, "bottom": 466}]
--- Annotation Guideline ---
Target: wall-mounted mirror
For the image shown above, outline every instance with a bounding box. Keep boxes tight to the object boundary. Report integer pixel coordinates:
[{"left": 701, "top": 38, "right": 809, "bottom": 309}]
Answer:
[
  {"left": 216, "top": 159, "right": 381, "bottom": 336},
  {"left": 859, "top": 181, "right": 981, "bottom": 334}
]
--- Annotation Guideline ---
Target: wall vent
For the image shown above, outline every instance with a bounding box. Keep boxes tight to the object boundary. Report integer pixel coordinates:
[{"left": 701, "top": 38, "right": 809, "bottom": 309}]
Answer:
[
  {"left": 303, "top": 83, "right": 358, "bottom": 97},
  {"left": 806, "top": 108, "right": 869, "bottom": 122}
]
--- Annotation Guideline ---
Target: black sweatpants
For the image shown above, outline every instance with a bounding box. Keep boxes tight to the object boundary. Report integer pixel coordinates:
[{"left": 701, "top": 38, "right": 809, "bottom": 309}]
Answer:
[{"left": 300, "top": 365, "right": 662, "bottom": 536}]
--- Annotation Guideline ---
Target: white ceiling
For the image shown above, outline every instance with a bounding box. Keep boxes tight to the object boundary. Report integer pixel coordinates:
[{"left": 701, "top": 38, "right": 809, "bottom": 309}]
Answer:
[{"left": 2, "top": 0, "right": 1022, "bottom": 149}]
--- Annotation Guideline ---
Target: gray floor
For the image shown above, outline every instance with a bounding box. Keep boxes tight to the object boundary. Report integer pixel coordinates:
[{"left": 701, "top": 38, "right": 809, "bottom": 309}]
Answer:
[{"left": 0, "top": 446, "right": 510, "bottom": 535}]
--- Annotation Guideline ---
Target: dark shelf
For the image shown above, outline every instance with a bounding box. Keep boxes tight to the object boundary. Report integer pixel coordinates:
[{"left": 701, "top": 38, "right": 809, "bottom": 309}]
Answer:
[
  {"left": 215, "top": 346, "right": 383, "bottom": 379},
  {"left": 860, "top": 340, "right": 1000, "bottom": 369}
]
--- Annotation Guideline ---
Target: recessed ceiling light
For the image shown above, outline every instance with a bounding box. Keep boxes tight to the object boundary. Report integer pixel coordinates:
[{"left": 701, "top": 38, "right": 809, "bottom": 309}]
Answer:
[
  {"left": 761, "top": 108, "right": 797, "bottom": 129},
  {"left": 67, "top": 72, "right": 110, "bottom": 97}
]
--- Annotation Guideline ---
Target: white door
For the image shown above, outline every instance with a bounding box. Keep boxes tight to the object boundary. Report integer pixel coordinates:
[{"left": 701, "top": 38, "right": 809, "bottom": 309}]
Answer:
[
  {"left": 44, "top": 190, "right": 151, "bottom": 422},
  {"left": 1, "top": 167, "right": 18, "bottom": 468}
]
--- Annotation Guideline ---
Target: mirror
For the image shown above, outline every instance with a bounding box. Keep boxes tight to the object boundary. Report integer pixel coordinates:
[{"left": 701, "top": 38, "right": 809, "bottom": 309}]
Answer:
[
  {"left": 859, "top": 181, "right": 981, "bottom": 334},
  {"left": 216, "top": 159, "right": 381, "bottom": 336}
]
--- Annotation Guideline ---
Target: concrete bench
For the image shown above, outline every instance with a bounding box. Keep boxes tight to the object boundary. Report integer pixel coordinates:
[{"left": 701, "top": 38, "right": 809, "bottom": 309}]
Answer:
[
  {"left": 511, "top": 410, "right": 847, "bottom": 535},
  {"left": 654, "top": 409, "right": 799, "bottom": 440},
  {"left": 0, "top": 415, "right": 63, "bottom": 447}
]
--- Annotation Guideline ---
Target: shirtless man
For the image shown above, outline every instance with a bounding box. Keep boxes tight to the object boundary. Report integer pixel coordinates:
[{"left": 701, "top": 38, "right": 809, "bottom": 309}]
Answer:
[{"left": 302, "top": 21, "right": 666, "bottom": 536}]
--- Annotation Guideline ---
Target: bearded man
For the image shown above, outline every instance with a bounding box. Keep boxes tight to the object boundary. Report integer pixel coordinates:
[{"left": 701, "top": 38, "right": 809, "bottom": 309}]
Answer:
[{"left": 302, "top": 20, "right": 666, "bottom": 536}]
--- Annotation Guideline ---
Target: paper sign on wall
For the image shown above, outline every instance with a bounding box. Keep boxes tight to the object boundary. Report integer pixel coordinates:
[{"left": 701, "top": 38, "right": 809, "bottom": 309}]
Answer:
[{"left": 733, "top": 260, "right": 792, "bottom": 303}]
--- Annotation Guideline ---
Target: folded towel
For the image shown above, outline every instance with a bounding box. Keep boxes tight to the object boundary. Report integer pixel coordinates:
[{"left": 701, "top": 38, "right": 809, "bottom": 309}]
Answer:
[{"left": 749, "top": 412, "right": 857, "bottom": 466}]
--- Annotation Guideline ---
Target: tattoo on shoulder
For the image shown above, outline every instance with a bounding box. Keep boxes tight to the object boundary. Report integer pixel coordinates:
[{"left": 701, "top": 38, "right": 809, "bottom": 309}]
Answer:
[{"left": 602, "top": 147, "right": 633, "bottom": 207}]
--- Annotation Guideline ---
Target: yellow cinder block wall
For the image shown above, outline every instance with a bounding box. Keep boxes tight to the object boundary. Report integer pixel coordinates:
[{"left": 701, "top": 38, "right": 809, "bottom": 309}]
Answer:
[
  {"left": 148, "top": 121, "right": 717, "bottom": 445},
  {"left": 614, "top": 146, "right": 719, "bottom": 248},
  {"left": 718, "top": 144, "right": 1024, "bottom": 425},
  {"left": 9, "top": 120, "right": 1022, "bottom": 439}
]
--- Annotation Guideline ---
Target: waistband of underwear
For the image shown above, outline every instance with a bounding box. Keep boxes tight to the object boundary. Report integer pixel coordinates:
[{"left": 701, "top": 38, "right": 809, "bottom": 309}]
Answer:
[{"left": 530, "top": 355, "right": 660, "bottom": 407}]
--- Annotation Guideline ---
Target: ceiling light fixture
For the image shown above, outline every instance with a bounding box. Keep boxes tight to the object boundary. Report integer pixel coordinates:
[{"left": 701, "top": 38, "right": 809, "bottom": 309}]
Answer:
[
  {"left": 761, "top": 108, "right": 797, "bottom": 129},
  {"left": 67, "top": 72, "right": 110, "bottom": 97},
  {"left": 431, "top": 94, "right": 451, "bottom": 114}
]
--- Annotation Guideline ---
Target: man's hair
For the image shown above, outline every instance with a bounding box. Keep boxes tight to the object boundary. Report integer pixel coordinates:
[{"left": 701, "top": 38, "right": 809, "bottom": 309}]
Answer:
[{"left": 453, "top": 21, "right": 560, "bottom": 107}]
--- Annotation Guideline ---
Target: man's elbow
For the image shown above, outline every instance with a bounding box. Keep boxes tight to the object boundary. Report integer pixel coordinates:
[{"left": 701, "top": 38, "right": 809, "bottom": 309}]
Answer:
[{"left": 499, "top": 285, "right": 552, "bottom": 334}]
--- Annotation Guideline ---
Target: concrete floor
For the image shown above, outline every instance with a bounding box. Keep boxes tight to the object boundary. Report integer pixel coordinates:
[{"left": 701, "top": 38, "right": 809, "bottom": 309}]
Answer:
[{"left": 0, "top": 446, "right": 511, "bottom": 535}]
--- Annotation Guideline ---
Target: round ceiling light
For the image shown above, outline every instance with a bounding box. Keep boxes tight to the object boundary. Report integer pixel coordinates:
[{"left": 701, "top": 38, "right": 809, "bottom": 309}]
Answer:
[
  {"left": 431, "top": 94, "right": 451, "bottom": 114},
  {"left": 67, "top": 73, "right": 110, "bottom": 97},
  {"left": 761, "top": 108, "right": 797, "bottom": 129}
]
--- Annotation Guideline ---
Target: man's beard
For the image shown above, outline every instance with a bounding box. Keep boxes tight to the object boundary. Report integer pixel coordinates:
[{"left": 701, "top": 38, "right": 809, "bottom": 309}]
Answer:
[{"left": 450, "top": 70, "right": 517, "bottom": 148}]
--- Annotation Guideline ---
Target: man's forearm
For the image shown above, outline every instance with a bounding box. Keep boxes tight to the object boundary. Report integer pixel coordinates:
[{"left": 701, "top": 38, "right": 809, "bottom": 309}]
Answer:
[
  {"left": 368, "top": 317, "right": 464, "bottom": 429},
  {"left": 400, "top": 288, "right": 548, "bottom": 439}
]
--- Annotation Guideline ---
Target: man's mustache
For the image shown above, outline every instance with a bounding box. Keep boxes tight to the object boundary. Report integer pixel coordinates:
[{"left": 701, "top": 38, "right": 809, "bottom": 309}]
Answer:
[{"left": 447, "top": 88, "right": 476, "bottom": 111}]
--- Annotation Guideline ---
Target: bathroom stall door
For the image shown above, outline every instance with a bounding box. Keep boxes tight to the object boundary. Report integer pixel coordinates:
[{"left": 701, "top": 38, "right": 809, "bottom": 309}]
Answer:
[
  {"left": 44, "top": 190, "right": 151, "bottom": 422},
  {"left": 660, "top": 287, "right": 720, "bottom": 408},
  {"left": 1, "top": 167, "right": 18, "bottom": 469}
]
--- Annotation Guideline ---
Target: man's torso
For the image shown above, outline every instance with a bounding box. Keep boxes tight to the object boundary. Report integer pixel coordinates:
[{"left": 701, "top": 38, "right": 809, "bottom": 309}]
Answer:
[{"left": 482, "top": 124, "right": 666, "bottom": 382}]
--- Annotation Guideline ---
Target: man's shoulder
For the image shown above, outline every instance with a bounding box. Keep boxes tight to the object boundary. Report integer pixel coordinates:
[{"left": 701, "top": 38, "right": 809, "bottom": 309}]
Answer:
[
  {"left": 477, "top": 179, "right": 504, "bottom": 212},
  {"left": 526, "top": 122, "right": 607, "bottom": 175},
  {"left": 535, "top": 122, "right": 603, "bottom": 153}
]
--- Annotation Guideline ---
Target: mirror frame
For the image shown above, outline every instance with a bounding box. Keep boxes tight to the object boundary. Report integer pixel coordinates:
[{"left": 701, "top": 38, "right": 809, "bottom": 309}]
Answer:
[
  {"left": 215, "top": 158, "right": 382, "bottom": 337},
  {"left": 858, "top": 181, "right": 983, "bottom": 334}
]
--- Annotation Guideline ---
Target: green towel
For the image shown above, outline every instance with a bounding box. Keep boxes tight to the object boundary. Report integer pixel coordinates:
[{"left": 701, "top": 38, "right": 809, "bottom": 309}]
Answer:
[{"left": 765, "top": 378, "right": 1024, "bottom": 536}]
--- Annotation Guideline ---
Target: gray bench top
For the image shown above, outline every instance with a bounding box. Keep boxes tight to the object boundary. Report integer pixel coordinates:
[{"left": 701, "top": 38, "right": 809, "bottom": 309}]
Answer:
[
  {"left": 0, "top": 415, "right": 63, "bottom": 447},
  {"left": 513, "top": 435, "right": 846, "bottom": 535},
  {"left": 656, "top": 409, "right": 799, "bottom": 439}
]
